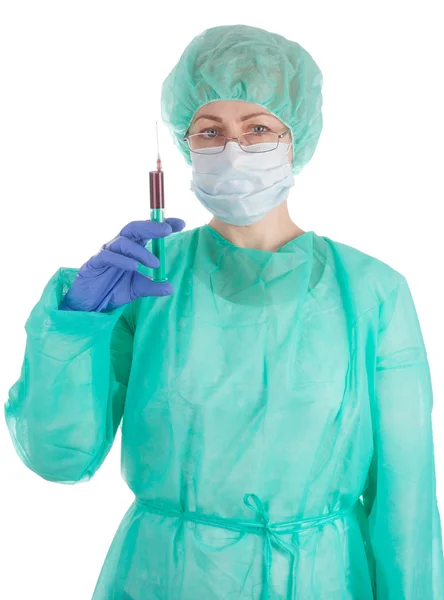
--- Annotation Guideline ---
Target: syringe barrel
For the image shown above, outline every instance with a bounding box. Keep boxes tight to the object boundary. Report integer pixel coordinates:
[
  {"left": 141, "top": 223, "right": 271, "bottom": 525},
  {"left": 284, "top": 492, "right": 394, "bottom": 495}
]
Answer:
[{"left": 149, "top": 170, "right": 164, "bottom": 209}]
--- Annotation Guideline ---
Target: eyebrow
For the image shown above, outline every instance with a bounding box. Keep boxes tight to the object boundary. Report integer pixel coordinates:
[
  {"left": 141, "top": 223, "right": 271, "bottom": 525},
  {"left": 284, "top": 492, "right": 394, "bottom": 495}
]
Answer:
[{"left": 192, "top": 112, "right": 275, "bottom": 125}]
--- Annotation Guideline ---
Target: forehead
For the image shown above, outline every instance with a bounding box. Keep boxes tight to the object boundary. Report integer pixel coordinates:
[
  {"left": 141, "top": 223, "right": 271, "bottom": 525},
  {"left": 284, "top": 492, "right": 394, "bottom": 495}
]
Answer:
[{"left": 192, "top": 100, "right": 278, "bottom": 121}]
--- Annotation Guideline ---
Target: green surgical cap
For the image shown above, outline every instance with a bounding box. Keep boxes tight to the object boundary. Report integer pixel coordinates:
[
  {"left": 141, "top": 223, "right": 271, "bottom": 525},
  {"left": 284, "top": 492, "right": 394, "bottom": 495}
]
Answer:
[{"left": 160, "top": 24, "right": 323, "bottom": 176}]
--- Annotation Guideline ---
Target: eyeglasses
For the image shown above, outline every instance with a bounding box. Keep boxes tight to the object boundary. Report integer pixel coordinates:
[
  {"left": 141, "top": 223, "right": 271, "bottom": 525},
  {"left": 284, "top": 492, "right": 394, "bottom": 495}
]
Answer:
[{"left": 183, "top": 129, "right": 292, "bottom": 154}]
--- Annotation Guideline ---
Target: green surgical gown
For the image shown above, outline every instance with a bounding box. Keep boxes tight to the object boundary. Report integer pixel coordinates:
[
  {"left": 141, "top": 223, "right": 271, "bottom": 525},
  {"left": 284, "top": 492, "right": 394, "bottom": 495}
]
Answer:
[{"left": 5, "top": 224, "right": 444, "bottom": 599}]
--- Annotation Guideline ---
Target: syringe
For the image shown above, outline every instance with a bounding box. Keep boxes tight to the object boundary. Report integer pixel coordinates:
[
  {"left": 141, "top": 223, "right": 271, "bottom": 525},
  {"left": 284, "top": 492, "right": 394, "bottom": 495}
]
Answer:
[{"left": 149, "top": 121, "right": 167, "bottom": 282}]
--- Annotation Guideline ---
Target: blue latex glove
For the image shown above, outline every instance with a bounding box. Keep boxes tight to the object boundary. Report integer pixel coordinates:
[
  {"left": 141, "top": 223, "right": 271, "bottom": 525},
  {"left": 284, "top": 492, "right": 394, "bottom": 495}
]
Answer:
[{"left": 59, "top": 218, "right": 186, "bottom": 312}]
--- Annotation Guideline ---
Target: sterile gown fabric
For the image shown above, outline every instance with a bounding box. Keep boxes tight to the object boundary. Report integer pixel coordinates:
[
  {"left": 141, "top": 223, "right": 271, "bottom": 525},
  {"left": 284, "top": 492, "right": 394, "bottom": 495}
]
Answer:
[
  {"left": 160, "top": 24, "right": 323, "bottom": 177},
  {"left": 5, "top": 225, "right": 444, "bottom": 599}
]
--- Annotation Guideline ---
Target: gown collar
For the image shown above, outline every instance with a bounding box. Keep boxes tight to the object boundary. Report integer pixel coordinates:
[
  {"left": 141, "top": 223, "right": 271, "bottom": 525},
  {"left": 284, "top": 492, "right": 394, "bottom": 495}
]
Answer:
[
  {"left": 189, "top": 224, "right": 315, "bottom": 308},
  {"left": 200, "top": 223, "right": 315, "bottom": 271}
]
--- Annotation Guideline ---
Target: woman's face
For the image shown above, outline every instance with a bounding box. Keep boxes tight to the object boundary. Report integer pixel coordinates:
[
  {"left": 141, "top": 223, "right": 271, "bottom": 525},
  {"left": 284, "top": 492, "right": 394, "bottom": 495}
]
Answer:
[{"left": 186, "top": 100, "right": 293, "bottom": 166}]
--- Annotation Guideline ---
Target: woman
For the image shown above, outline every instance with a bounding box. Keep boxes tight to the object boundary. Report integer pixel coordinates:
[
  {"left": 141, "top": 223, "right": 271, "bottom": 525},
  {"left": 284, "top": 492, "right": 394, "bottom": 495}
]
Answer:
[{"left": 5, "top": 24, "right": 444, "bottom": 600}]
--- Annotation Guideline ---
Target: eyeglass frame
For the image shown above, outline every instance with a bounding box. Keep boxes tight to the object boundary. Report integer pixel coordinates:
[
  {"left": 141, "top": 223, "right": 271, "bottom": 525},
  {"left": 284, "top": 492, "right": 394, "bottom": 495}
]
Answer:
[{"left": 182, "top": 128, "right": 292, "bottom": 154}]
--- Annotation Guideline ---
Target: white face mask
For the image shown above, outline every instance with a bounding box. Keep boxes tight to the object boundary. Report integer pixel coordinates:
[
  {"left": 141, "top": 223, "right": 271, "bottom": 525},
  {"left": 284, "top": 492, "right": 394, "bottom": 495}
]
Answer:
[{"left": 190, "top": 141, "right": 295, "bottom": 226}]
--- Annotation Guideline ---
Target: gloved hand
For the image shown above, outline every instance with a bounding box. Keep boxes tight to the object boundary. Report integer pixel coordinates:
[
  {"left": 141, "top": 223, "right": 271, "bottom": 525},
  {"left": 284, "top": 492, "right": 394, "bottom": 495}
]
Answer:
[{"left": 59, "top": 218, "right": 186, "bottom": 312}]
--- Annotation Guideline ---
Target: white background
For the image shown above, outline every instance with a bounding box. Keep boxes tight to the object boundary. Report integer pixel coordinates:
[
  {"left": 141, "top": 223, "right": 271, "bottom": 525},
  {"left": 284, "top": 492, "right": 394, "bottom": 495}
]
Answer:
[{"left": 1, "top": 1, "right": 443, "bottom": 598}]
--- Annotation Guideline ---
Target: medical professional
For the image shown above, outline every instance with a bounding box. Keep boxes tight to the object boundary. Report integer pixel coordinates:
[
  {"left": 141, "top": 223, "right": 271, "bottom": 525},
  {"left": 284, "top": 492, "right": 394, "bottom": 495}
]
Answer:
[{"left": 5, "top": 24, "right": 444, "bottom": 600}]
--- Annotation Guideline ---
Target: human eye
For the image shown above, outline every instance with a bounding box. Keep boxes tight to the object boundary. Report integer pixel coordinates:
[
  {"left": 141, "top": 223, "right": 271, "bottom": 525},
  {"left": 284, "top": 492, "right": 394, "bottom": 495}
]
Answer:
[
  {"left": 200, "top": 127, "right": 221, "bottom": 138},
  {"left": 250, "top": 124, "right": 272, "bottom": 134}
]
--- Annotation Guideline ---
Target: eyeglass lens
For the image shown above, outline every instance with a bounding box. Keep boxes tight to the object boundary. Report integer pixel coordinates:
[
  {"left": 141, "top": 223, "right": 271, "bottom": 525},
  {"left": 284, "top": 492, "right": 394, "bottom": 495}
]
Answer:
[{"left": 187, "top": 132, "right": 286, "bottom": 154}]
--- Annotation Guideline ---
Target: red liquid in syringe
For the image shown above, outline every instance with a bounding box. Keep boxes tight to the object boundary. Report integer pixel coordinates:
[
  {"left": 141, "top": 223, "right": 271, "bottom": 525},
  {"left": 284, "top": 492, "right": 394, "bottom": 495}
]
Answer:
[{"left": 149, "top": 155, "right": 164, "bottom": 210}]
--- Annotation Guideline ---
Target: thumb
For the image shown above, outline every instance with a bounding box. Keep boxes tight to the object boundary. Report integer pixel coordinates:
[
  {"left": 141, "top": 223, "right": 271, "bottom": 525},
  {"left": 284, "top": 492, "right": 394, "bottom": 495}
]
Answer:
[{"left": 131, "top": 271, "right": 174, "bottom": 299}]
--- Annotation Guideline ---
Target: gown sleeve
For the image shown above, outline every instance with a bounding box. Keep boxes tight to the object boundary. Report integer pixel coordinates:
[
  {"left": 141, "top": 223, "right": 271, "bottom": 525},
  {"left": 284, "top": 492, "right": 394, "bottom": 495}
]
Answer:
[
  {"left": 4, "top": 267, "right": 134, "bottom": 484},
  {"left": 362, "top": 276, "right": 444, "bottom": 599}
]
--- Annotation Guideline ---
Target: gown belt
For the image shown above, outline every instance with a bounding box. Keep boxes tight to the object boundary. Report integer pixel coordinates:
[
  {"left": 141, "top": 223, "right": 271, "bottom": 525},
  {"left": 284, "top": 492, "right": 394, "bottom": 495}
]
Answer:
[{"left": 135, "top": 493, "right": 361, "bottom": 599}]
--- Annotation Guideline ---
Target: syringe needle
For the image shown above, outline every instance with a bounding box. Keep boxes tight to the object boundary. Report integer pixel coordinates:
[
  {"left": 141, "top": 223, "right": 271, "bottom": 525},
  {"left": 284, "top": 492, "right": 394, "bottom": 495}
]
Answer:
[{"left": 155, "top": 121, "right": 162, "bottom": 170}]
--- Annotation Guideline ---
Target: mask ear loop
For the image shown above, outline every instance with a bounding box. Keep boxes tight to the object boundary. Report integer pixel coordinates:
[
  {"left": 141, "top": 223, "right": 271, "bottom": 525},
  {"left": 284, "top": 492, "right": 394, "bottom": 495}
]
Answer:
[{"left": 279, "top": 129, "right": 292, "bottom": 155}]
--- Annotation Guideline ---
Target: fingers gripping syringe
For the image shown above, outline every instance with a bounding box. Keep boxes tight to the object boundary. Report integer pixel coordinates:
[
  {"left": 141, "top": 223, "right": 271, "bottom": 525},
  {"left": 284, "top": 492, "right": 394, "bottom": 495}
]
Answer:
[{"left": 149, "top": 122, "right": 167, "bottom": 282}]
